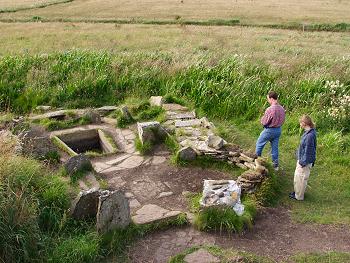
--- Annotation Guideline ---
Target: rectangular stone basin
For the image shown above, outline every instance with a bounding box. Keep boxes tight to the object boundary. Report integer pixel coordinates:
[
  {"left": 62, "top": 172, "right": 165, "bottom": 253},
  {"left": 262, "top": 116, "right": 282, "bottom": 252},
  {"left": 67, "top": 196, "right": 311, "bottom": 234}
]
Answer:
[{"left": 53, "top": 128, "right": 117, "bottom": 156}]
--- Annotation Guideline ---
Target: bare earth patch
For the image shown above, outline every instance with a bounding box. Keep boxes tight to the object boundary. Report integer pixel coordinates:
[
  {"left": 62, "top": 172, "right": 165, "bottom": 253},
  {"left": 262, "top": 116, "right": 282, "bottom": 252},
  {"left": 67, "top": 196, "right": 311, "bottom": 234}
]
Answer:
[{"left": 128, "top": 207, "right": 350, "bottom": 262}]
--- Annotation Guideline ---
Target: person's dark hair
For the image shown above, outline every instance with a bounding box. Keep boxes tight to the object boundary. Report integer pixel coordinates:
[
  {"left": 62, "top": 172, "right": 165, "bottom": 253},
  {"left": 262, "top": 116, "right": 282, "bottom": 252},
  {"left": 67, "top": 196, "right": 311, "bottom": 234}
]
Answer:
[
  {"left": 300, "top": 115, "right": 315, "bottom": 128},
  {"left": 268, "top": 91, "right": 278, "bottom": 100}
]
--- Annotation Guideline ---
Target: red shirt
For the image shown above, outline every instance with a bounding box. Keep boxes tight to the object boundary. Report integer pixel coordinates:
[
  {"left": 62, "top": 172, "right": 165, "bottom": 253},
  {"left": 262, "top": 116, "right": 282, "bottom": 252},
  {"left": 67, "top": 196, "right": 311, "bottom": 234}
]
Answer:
[{"left": 261, "top": 104, "right": 285, "bottom": 128}]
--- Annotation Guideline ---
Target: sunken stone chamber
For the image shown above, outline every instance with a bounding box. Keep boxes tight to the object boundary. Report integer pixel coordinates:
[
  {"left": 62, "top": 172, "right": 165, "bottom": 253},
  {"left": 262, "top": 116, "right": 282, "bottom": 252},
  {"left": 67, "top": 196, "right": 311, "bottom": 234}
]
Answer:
[{"left": 52, "top": 128, "right": 116, "bottom": 156}]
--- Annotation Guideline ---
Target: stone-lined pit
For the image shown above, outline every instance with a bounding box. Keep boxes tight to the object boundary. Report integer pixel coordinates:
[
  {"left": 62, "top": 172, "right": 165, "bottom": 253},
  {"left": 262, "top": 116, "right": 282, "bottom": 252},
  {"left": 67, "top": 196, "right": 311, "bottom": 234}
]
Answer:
[{"left": 52, "top": 128, "right": 117, "bottom": 156}]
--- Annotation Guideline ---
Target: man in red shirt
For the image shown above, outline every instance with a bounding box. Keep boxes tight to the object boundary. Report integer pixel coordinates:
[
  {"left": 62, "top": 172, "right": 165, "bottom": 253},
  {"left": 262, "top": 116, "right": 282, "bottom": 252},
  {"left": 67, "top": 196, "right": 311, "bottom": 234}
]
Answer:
[{"left": 256, "top": 91, "right": 286, "bottom": 171}]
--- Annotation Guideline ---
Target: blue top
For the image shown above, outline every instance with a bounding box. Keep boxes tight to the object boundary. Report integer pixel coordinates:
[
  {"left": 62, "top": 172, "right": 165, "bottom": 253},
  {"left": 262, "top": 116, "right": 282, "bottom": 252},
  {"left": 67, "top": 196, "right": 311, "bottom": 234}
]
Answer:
[{"left": 298, "top": 128, "right": 317, "bottom": 167}]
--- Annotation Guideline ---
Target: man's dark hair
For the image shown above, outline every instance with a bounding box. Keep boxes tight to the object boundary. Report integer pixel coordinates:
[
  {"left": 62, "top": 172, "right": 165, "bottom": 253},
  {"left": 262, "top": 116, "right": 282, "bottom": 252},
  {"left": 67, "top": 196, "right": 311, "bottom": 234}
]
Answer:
[{"left": 268, "top": 91, "right": 278, "bottom": 100}]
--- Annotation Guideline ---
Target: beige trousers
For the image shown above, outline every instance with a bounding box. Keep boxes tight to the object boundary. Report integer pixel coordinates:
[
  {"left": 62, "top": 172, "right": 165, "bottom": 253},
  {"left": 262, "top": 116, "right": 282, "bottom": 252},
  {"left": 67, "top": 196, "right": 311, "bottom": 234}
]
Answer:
[{"left": 293, "top": 161, "right": 312, "bottom": 200}]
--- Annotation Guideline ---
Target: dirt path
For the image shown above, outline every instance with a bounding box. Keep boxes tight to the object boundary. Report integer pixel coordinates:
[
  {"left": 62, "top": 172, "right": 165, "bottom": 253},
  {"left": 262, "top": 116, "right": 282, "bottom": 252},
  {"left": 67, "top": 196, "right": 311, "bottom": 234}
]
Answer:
[{"left": 128, "top": 207, "right": 350, "bottom": 262}]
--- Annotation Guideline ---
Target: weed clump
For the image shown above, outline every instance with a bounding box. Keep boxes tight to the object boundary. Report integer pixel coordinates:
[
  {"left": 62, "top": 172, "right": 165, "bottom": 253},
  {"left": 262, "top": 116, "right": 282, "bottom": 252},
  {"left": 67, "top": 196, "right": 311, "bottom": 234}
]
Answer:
[{"left": 193, "top": 198, "right": 257, "bottom": 233}]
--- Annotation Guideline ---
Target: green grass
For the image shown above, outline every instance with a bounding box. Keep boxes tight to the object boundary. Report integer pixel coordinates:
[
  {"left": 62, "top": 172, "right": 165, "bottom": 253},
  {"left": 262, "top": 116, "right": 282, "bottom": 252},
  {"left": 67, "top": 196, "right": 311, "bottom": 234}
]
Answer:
[
  {"left": 135, "top": 137, "right": 153, "bottom": 155},
  {"left": 48, "top": 232, "right": 101, "bottom": 263},
  {"left": 1, "top": 50, "right": 349, "bottom": 133},
  {"left": 292, "top": 252, "right": 350, "bottom": 263},
  {"left": 220, "top": 118, "right": 350, "bottom": 224},
  {"left": 193, "top": 200, "right": 257, "bottom": 233}
]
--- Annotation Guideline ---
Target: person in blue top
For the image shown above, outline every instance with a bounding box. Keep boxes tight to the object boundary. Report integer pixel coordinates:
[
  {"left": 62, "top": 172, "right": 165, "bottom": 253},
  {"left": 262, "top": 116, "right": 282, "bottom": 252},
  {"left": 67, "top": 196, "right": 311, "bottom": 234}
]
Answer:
[{"left": 289, "top": 115, "right": 317, "bottom": 201}]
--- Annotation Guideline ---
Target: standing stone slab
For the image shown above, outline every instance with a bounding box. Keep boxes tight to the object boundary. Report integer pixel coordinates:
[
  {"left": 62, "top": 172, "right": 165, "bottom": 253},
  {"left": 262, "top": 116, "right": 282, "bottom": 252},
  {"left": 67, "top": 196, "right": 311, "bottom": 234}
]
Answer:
[
  {"left": 184, "top": 248, "right": 220, "bottom": 263},
  {"left": 83, "top": 109, "right": 101, "bottom": 124},
  {"left": 178, "top": 146, "right": 197, "bottom": 161},
  {"left": 96, "top": 190, "right": 130, "bottom": 233},
  {"left": 137, "top": 121, "right": 166, "bottom": 144},
  {"left": 120, "top": 106, "right": 133, "bottom": 120},
  {"left": 70, "top": 188, "right": 100, "bottom": 220},
  {"left": 65, "top": 154, "right": 92, "bottom": 175}
]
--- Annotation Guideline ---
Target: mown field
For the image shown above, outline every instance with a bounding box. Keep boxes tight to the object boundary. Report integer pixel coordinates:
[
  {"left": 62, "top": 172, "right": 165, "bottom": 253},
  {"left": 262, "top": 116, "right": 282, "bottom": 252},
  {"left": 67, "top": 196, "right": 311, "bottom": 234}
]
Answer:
[
  {"left": 1, "top": 0, "right": 350, "bottom": 262},
  {"left": 1, "top": 0, "right": 350, "bottom": 26}
]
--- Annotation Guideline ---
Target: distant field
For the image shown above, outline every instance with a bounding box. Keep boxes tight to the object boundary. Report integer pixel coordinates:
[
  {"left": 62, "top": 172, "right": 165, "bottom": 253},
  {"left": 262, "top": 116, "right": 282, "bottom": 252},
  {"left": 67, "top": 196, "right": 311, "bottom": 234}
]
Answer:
[
  {"left": 0, "top": 0, "right": 349, "bottom": 25},
  {"left": 1, "top": 22, "right": 349, "bottom": 66},
  {"left": 0, "top": 0, "right": 60, "bottom": 10}
]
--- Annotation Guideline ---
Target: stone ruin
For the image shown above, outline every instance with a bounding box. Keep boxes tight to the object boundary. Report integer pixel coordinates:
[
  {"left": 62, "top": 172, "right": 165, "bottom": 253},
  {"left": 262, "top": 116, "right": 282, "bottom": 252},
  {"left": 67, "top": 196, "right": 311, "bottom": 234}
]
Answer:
[
  {"left": 10, "top": 95, "right": 271, "bottom": 234},
  {"left": 148, "top": 96, "right": 270, "bottom": 194}
]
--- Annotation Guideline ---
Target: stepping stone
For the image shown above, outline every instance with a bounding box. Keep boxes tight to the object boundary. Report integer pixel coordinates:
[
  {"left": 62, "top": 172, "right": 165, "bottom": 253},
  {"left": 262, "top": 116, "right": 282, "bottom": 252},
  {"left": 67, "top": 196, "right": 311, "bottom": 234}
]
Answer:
[
  {"left": 151, "top": 156, "right": 166, "bottom": 165},
  {"left": 166, "top": 112, "right": 196, "bottom": 120},
  {"left": 163, "top": 103, "right": 188, "bottom": 112},
  {"left": 103, "top": 166, "right": 126, "bottom": 173},
  {"left": 157, "top": 191, "right": 173, "bottom": 198},
  {"left": 132, "top": 204, "right": 182, "bottom": 225},
  {"left": 175, "top": 119, "right": 201, "bottom": 128},
  {"left": 105, "top": 153, "right": 131, "bottom": 165},
  {"left": 118, "top": 155, "right": 144, "bottom": 169},
  {"left": 184, "top": 248, "right": 220, "bottom": 263},
  {"left": 92, "top": 161, "right": 111, "bottom": 172}
]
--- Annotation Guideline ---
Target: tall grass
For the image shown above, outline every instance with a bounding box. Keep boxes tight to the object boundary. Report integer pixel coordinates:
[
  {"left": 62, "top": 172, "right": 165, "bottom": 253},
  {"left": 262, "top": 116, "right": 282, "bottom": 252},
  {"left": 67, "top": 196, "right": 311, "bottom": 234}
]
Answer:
[{"left": 1, "top": 50, "right": 348, "bottom": 131}]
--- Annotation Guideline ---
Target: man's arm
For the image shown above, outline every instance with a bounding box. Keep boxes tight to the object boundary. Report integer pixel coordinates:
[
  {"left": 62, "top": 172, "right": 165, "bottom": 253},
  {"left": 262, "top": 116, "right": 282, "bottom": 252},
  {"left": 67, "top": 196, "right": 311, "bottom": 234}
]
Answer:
[{"left": 261, "top": 108, "right": 273, "bottom": 127}]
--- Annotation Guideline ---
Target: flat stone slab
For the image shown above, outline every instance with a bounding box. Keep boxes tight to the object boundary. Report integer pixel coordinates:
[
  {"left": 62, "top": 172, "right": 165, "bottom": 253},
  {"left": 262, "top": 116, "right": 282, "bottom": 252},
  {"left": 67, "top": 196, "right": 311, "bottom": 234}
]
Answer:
[
  {"left": 132, "top": 204, "right": 182, "bottom": 225},
  {"left": 29, "top": 109, "right": 67, "bottom": 120},
  {"left": 175, "top": 119, "right": 201, "bottom": 128},
  {"left": 93, "top": 161, "right": 112, "bottom": 173},
  {"left": 157, "top": 191, "right": 173, "bottom": 198},
  {"left": 163, "top": 103, "right": 188, "bottom": 112},
  {"left": 184, "top": 248, "right": 220, "bottom": 263},
  {"left": 97, "top": 106, "right": 118, "bottom": 114},
  {"left": 105, "top": 153, "right": 131, "bottom": 165},
  {"left": 151, "top": 156, "right": 167, "bottom": 165},
  {"left": 167, "top": 112, "right": 196, "bottom": 120},
  {"left": 118, "top": 155, "right": 144, "bottom": 169}
]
